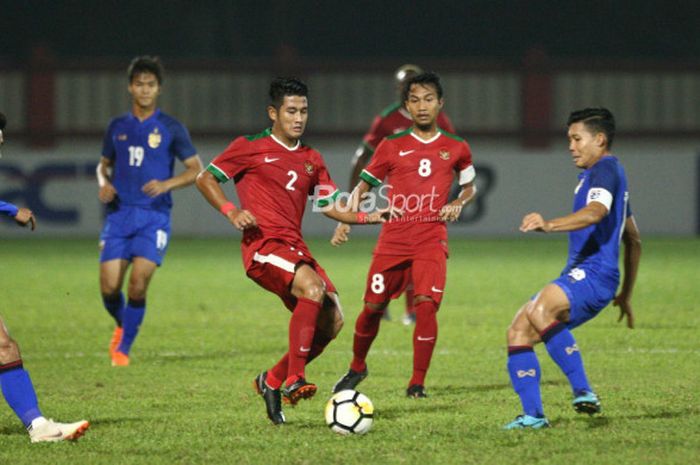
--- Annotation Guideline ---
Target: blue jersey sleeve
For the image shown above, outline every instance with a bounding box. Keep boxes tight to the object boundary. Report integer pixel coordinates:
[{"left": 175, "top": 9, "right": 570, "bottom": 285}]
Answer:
[
  {"left": 0, "top": 200, "right": 19, "bottom": 217},
  {"left": 588, "top": 158, "right": 619, "bottom": 194},
  {"left": 102, "top": 119, "right": 117, "bottom": 159},
  {"left": 168, "top": 120, "right": 197, "bottom": 161}
]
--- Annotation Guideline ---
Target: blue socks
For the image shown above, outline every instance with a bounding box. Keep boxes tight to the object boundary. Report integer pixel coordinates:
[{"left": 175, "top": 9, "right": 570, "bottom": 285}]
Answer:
[
  {"left": 102, "top": 292, "right": 125, "bottom": 326},
  {"left": 541, "top": 322, "right": 591, "bottom": 395},
  {"left": 117, "top": 298, "right": 146, "bottom": 355},
  {"left": 507, "top": 346, "right": 544, "bottom": 417},
  {"left": 0, "top": 362, "right": 42, "bottom": 427}
]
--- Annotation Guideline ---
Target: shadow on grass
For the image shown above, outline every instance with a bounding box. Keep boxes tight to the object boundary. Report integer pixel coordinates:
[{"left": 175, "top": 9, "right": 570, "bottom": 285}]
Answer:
[
  {"left": 554, "top": 408, "right": 698, "bottom": 428},
  {"left": 430, "top": 379, "right": 568, "bottom": 396}
]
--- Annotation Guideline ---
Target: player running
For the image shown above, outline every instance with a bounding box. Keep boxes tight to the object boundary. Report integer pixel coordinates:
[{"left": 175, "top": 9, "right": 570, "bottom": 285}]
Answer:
[
  {"left": 0, "top": 112, "right": 89, "bottom": 442},
  {"left": 196, "top": 77, "right": 399, "bottom": 425},
  {"left": 334, "top": 64, "right": 456, "bottom": 325},
  {"left": 504, "top": 108, "right": 641, "bottom": 429},
  {"left": 332, "top": 71, "right": 476, "bottom": 398},
  {"left": 96, "top": 56, "right": 203, "bottom": 367}
]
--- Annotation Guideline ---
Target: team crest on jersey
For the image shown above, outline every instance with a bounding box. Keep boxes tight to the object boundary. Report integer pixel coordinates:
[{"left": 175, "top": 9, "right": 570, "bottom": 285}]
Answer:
[
  {"left": 117, "top": 134, "right": 128, "bottom": 141},
  {"left": 304, "top": 161, "right": 314, "bottom": 175},
  {"left": 148, "top": 128, "right": 162, "bottom": 149},
  {"left": 439, "top": 149, "right": 451, "bottom": 160}
]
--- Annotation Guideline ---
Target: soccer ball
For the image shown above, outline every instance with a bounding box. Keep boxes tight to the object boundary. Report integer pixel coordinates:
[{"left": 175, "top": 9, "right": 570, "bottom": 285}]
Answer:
[{"left": 324, "top": 389, "right": 374, "bottom": 435}]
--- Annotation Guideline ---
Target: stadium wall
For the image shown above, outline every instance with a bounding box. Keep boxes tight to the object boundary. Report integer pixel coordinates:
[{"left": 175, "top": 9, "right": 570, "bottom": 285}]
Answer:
[{"left": 1, "top": 137, "right": 697, "bottom": 238}]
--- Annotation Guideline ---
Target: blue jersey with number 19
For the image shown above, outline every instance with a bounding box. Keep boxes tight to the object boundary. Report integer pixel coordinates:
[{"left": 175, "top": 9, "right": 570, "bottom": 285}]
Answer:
[
  {"left": 102, "top": 109, "right": 197, "bottom": 212},
  {"left": 566, "top": 155, "right": 632, "bottom": 283}
]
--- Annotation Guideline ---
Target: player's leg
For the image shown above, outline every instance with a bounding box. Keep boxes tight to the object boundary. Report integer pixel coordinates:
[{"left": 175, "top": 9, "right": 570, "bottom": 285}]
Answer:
[
  {"left": 114, "top": 257, "right": 158, "bottom": 363},
  {"left": 527, "top": 281, "right": 601, "bottom": 414},
  {"left": 0, "top": 318, "right": 89, "bottom": 441},
  {"left": 402, "top": 282, "right": 416, "bottom": 325},
  {"left": 504, "top": 302, "right": 549, "bottom": 429},
  {"left": 99, "top": 259, "right": 129, "bottom": 357},
  {"left": 306, "top": 291, "right": 344, "bottom": 365}
]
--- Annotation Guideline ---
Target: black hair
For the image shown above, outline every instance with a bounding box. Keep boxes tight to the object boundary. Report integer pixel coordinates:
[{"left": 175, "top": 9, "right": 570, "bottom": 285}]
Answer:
[
  {"left": 269, "top": 77, "right": 308, "bottom": 108},
  {"left": 127, "top": 56, "right": 164, "bottom": 84},
  {"left": 0, "top": 112, "right": 6, "bottom": 130},
  {"left": 402, "top": 71, "right": 443, "bottom": 103},
  {"left": 567, "top": 108, "right": 616, "bottom": 148}
]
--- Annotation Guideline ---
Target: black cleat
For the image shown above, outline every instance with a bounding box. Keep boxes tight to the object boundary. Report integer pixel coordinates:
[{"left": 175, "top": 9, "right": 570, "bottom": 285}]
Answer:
[
  {"left": 406, "top": 384, "right": 427, "bottom": 398},
  {"left": 253, "top": 372, "right": 286, "bottom": 425},
  {"left": 332, "top": 368, "right": 368, "bottom": 393},
  {"left": 282, "top": 377, "right": 317, "bottom": 405}
]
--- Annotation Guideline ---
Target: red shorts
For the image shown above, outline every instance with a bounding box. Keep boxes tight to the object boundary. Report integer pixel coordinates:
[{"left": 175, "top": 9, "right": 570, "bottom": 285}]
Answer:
[
  {"left": 245, "top": 240, "right": 337, "bottom": 311},
  {"left": 363, "top": 247, "right": 447, "bottom": 305}
]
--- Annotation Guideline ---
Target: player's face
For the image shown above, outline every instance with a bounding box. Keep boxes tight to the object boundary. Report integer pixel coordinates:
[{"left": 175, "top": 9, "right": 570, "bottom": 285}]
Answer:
[
  {"left": 269, "top": 95, "right": 308, "bottom": 143},
  {"left": 128, "top": 72, "right": 161, "bottom": 110},
  {"left": 567, "top": 122, "right": 606, "bottom": 169},
  {"left": 405, "top": 84, "right": 443, "bottom": 130}
]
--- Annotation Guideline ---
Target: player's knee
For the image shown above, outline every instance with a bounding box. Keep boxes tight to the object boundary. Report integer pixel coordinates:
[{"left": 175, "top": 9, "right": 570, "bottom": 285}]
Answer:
[
  {"left": 127, "top": 279, "right": 149, "bottom": 300},
  {"left": 300, "top": 279, "right": 326, "bottom": 302},
  {"left": 100, "top": 277, "right": 120, "bottom": 296},
  {"left": 365, "top": 301, "right": 388, "bottom": 313},
  {"left": 0, "top": 338, "right": 21, "bottom": 365}
]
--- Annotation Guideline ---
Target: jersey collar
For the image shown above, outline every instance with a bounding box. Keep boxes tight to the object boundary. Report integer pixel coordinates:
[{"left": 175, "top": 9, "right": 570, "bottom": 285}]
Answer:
[
  {"left": 270, "top": 132, "right": 301, "bottom": 151},
  {"left": 409, "top": 129, "right": 442, "bottom": 145},
  {"left": 129, "top": 108, "right": 160, "bottom": 123}
]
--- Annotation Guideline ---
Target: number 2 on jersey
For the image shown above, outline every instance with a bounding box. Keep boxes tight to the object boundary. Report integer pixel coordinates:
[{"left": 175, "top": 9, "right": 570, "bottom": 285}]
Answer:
[
  {"left": 286, "top": 170, "right": 298, "bottom": 191},
  {"left": 129, "top": 146, "right": 145, "bottom": 167}
]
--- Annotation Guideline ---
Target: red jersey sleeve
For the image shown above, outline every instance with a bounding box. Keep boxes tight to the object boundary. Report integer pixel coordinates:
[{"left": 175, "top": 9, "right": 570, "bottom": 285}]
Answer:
[
  {"left": 359, "top": 139, "right": 391, "bottom": 187},
  {"left": 455, "top": 140, "right": 475, "bottom": 185},
  {"left": 206, "top": 137, "right": 251, "bottom": 183},
  {"left": 438, "top": 112, "right": 456, "bottom": 133},
  {"left": 311, "top": 154, "right": 340, "bottom": 208},
  {"left": 362, "top": 114, "right": 389, "bottom": 152}
]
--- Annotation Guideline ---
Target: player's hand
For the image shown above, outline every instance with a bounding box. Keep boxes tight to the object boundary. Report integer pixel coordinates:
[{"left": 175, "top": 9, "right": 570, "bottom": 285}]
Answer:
[
  {"left": 613, "top": 294, "right": 635, "bottom": 329},
  {"left": 229, "top": 209, "right": 257, "bottom": 231},
  {"left": 98, "top": 184, "right": 117, "bottom": 203},
  {"left": 369, "top": 205, "right": 403, "bottom": 224},
  {"left": 14, "top": 207, "right": 36, "bottom": 231},
  {"left": 331, "top": 223, "right": 351, "bottom": 246},
  {"left": 439, "top": 200, "right": 463, "bottom": 222},
  {"left": 520, "top": 212, "right": 552, "bottom": 233},
  {"left": 142, "top": 179, "right": 170, "bottom": 197}
]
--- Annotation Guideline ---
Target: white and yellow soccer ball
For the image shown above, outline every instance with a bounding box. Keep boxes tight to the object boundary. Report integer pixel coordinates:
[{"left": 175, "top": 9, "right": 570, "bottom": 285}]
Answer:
[{"left": 324, "top": 389, "right": 374, "bottom": 435}]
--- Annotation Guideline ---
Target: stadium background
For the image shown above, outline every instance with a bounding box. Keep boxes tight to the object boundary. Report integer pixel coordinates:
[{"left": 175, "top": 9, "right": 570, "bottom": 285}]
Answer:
[{"left": 1, "top": 0, "right": 699, "bottom": 237}]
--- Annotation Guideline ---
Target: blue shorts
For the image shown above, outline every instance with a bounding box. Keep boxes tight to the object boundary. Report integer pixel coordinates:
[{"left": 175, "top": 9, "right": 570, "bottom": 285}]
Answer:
[
  {"left": 99, "top": 207, "right": 171, "bottom": 266},
  {"left": 549, "top": 266, "right": 618, "bottom": 329}
]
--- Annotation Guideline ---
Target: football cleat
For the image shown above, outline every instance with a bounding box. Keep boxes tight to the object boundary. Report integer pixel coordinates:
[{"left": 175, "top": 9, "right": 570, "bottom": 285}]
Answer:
[
  {"left": 29, "top": 419, "right": 90, "bottom": 443},
  {"left": 111, "top": 350, "right": 129, "bottom": 367},
  {"left": 573, "top": 390, "right": 601, "bottom": 415},
  {"left": 109, "top": 327, "right": 123, "bottom": 357},
  {"left": 332, "top": 368, "right": 368, "bottom": 393},
  {"left": 253, "top": 372, "right": 285, "bottom": 425},
  {"left": 401, "top": 312, "right": 416, "bottom": 325},
  {"left": 503, "top": 415, "right": 550, "bottom": 430},
  {"left": 406, "top": 384, "right": 427, "bottom": 398},
  {"left": 282, "top": 377, "right": 317, "bottom": 405}
]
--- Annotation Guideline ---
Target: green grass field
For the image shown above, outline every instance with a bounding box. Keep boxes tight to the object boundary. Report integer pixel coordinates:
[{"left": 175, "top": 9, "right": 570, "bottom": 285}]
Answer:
[{"left": 0, "top": 237, "right": 698, "bottom": 464}]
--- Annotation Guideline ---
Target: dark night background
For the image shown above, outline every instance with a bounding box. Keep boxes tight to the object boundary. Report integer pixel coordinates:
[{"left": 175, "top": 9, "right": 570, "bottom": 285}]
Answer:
[{"left": 2, "top": 0, "right": 699, "bottom": 62}]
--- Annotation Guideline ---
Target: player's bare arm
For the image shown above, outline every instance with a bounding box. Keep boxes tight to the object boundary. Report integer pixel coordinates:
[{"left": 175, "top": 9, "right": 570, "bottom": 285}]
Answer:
[
  {"left": 331, "top": 180, "right": 373, "bottom": 246},
  {"left": 520, "top": 202, "right": 608, "bottom": 233},
  {"left": 348, "top": 144, "right": 373, "bottom": 193},
  {"left": 614, "top": 215, "right": 641, "bottom": 328},
  {"left": 195, "top": 169, "right": 257, "bottom": 231},
  {"left": 13, "top": 207, "right": 36, "bottom": 231},
  {"left": 142, "top": 155, "right": 204, "bottom": 197},
  {"left": 439, "top": 182, "right": 476, "bottom": 222},
  {"left": 97, "top": 156, "right": 117, "bottom": 203}
]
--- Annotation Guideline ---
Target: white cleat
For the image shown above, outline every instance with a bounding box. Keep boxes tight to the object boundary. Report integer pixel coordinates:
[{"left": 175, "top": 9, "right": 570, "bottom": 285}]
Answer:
[{"left": 29, "top": 418, "right": 90, "bottom": 443}]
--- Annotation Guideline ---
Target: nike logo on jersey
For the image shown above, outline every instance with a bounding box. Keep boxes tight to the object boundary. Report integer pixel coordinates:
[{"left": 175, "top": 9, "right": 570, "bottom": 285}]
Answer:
[
  {"left": 264, "top": 156, "right": 280, "bottom": 163},
  {"left": 300, "top": 346, "right": 311, "bottom": 352},
  {"left": 399, "top": 149, "right": 416, "bottom": 157},
  {"left": 431, "top": 286, "right": 443, "bottom": 293},
  {"left": 417, "top": 336, "right": 436, "bottom": 341}
]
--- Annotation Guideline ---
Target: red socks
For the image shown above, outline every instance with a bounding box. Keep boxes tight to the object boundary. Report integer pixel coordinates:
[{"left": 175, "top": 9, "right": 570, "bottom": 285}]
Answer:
[
  {"left": 350, "top": 305, "right": 384, "bottom": 373},
  {"left": 285, "top": 297, "right": 322, "bottom": 385},
  {"left": 410, "top": 300, "right": 438, "bottom": 386}
]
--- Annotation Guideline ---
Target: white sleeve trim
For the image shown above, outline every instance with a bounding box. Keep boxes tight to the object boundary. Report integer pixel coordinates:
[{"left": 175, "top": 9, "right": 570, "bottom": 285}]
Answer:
[
  {"left": 459, "top": 165, "right": 475, "bottom": 185},
  {"left": 586, "top": 187, "right": 612, "bottom": 211}
]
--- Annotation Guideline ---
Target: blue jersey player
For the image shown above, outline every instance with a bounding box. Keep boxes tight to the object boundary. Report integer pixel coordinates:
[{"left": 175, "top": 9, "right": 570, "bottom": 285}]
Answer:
[
  {"left": 504, "top": 108, "right": 642, "bottom": 429},
  {"left": 96, "top": 57, "right": 203, "bottom": 367},
  {"left": 0, "top": 112, "right": 89, "bottom": 442}
]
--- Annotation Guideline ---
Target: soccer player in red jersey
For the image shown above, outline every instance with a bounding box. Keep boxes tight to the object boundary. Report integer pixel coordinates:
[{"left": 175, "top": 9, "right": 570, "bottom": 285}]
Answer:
[
  {"left": 336, "top": 64, "right": 456, "bottom": 325},
  {"left": 196, "top": 78, "right": 398, "bottom": 425},
  {"left": 332, "top": 72, "right": 476, "bottom": 398}
]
